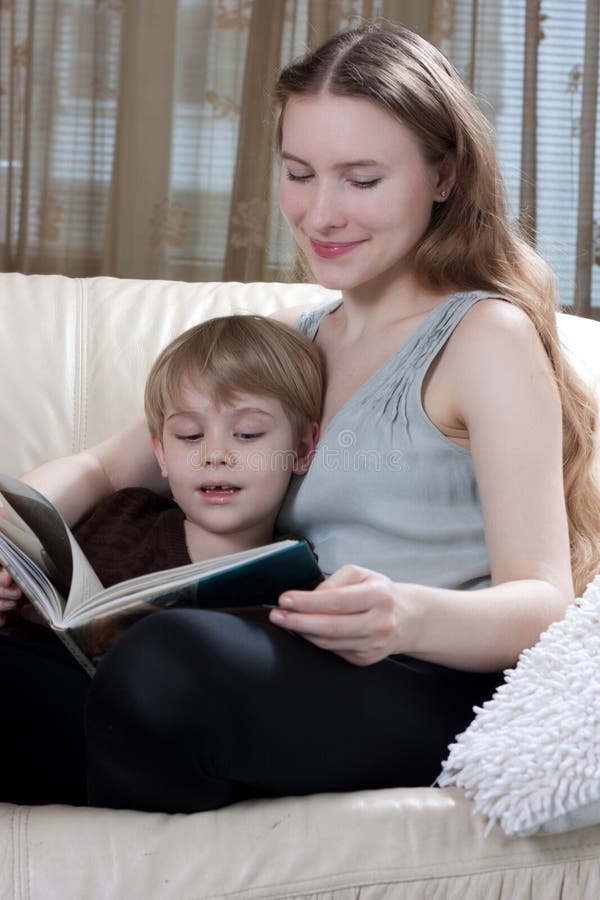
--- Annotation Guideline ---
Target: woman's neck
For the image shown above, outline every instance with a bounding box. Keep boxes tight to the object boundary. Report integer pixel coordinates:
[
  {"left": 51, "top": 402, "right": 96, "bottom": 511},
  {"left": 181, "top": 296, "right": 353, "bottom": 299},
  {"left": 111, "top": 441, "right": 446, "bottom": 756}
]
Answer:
[{"left": 339, "top": 273, "right": 455, "bottom": 342}]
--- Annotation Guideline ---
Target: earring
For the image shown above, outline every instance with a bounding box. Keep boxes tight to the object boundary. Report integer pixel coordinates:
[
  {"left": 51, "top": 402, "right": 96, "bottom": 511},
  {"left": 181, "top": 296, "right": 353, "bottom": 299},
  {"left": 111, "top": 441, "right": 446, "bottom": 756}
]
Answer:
[{"left": 440, "top": 190, "right": 447, "bottom": 198}]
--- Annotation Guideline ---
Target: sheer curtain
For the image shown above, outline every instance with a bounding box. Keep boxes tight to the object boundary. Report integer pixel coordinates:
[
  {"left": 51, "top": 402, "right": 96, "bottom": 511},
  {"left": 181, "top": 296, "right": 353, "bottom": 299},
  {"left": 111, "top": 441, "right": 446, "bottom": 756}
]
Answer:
[
  {"left": 0, "top": 0, "right": 123, "bottom": 276},
  {"left": 1, "top": 0, "right": 598, "bottom": 315},
  {"left": 431, "top": 0, "right": 600, "bottom": 316}
]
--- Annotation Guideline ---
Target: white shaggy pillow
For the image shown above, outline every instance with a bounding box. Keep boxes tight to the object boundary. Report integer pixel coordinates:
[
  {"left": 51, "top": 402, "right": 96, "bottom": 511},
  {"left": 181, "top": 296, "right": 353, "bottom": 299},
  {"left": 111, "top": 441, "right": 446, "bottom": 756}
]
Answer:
[{"left": 438, "top": 574, "right": 600, "bottom": 837}]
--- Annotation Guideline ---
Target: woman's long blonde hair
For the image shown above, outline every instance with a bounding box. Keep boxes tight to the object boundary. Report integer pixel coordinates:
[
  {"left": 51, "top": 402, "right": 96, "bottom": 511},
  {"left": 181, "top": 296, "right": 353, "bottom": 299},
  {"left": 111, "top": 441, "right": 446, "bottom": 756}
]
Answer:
[{"left": 275, "top": 23, "right": 600, "bottom": 595}]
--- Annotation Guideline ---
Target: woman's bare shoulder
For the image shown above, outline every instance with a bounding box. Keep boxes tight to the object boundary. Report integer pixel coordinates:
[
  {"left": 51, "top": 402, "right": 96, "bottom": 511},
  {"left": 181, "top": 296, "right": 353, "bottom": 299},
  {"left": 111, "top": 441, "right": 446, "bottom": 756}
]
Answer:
[
  {"left": 427, "top": 297, "right": 555, "bottom": 434},
  {"left": 449, "top": 298, "right": 549, "bottom": 372},
  {"left": 457, "top": 297, "right": 541, "bottom": 343},
  {"left": 445, "top": 298, "right": 558, "bottom": 424}
]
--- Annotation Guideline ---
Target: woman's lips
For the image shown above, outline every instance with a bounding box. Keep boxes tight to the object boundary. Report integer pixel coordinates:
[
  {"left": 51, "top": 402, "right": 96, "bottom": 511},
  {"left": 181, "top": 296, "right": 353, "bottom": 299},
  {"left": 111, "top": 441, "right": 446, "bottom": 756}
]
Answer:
[{"left": 309, "top": 238, "right": 366, "bottom": 259}]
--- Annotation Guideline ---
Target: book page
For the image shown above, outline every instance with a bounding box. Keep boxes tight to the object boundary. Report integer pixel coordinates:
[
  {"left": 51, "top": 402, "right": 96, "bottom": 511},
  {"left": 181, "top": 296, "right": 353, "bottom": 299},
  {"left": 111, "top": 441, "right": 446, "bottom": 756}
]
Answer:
[
  {"left": 61, "top": 538, "right": 323, "bottom": 671},
  {"left": 0, "top": 515, "right": 49, "bottom": 573},
  {"left": 60, "top": 539, "right": 323, "bottom": 631},
  {"left": 62, "top": 539, "right": 298, "bottom": 625},
  {"left": 0, "top": 474, "right": 103, "bottom": 620},
  {"left": 0, "top": 530, "right": 65, "bottom": 623}
]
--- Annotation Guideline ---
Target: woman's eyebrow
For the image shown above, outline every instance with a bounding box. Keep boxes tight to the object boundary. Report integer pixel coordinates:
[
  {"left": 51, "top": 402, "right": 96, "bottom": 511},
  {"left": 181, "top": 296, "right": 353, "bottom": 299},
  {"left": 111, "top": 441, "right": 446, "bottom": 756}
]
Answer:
[{"left": 281, "top": 151, "right": 380, "bottom": 169}]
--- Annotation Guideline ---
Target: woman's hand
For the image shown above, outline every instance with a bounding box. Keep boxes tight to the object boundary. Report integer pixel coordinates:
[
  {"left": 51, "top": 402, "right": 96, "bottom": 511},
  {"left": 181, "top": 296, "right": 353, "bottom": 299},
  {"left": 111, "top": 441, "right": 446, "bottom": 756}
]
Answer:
[{"left": 269, "top": 564, "right": 414, "bottom": 666}]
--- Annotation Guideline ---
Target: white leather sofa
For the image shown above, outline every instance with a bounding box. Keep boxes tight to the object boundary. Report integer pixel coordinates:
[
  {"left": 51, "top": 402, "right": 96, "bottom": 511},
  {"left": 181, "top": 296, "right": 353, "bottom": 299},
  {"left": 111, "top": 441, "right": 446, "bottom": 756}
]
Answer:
[{"left": 1, "top": 272, "right": 600, "bottom": 900}]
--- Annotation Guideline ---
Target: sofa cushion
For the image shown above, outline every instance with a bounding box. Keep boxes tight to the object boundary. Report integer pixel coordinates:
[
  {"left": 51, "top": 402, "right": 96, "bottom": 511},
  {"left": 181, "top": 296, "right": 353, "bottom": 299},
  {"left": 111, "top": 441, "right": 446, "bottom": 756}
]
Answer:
[{"left": 2, "top": 786, "right": 600, "bottom": 900}]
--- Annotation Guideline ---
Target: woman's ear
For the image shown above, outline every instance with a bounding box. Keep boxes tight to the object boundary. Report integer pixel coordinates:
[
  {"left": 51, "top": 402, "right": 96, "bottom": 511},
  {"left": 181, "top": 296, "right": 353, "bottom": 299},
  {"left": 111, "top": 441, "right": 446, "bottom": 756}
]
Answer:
[
  {"left": 292, "top": 421, "right": 319, "bottom": 475},
  {"left": 149, "top": 433, "right": 169, "bottom": 478},
  {"left": 434, "top": 152, "right": 457, "bottom": 201}
]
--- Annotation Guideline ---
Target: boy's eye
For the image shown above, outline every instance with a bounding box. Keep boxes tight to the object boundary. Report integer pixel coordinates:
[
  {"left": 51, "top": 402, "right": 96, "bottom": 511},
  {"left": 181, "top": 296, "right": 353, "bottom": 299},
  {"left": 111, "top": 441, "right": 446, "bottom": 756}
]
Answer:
[
  {"left": 176, "top": 433, "right": 203, "bottom": 442},
  {"left": 236, "top": 432, "right": 264, "bottom": 441}
]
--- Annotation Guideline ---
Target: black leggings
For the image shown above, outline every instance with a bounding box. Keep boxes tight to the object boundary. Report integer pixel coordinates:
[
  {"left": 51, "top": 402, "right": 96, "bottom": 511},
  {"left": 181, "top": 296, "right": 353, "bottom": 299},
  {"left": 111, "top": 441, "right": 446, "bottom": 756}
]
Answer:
[
  {"left": 0, "top": 625, "right": 90, "bottom": 805},
  {"left": 85, "top": 610, "right": 503, "bottom": 814}
]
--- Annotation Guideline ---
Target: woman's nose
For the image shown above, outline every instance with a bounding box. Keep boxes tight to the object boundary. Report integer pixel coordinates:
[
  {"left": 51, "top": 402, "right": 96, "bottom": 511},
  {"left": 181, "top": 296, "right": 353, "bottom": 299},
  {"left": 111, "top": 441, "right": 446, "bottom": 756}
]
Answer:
[{"left": 305, "top": 181, "right": 346, "bottom": 232}]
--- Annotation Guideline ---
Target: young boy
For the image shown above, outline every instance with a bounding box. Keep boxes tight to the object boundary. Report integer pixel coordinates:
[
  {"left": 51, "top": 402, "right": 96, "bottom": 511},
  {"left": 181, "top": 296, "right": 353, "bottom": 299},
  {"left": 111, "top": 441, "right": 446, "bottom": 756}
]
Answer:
[
  {"left": 1, "top": 314, "right": 323, "bottom": 608},
  {"left": 0, "top": 314, "right": 322, "bottom": 804},
  {"left": 75, "top": 312, "right": 322, "bottom": 583}
]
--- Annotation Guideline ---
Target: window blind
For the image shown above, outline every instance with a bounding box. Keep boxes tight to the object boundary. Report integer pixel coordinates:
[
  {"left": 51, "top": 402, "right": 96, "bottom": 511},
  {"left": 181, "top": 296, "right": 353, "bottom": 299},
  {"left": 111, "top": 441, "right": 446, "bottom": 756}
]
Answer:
[{"left": 442, "top": 0, "right": 599, "bottom": 310}]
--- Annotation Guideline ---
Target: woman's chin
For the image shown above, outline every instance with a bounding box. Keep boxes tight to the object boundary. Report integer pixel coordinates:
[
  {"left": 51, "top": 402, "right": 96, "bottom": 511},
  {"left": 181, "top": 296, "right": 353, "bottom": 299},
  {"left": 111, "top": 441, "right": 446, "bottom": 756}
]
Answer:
[{"left": 307, "top": 265, "right": 360, "bottom": 293}]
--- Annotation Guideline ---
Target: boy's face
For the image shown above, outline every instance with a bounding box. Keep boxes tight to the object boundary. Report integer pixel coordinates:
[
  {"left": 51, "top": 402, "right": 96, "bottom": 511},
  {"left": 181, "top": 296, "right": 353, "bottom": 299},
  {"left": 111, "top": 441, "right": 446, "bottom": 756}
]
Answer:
[{"left": 151, "top": 382, "right": 316, "bottom": 545}]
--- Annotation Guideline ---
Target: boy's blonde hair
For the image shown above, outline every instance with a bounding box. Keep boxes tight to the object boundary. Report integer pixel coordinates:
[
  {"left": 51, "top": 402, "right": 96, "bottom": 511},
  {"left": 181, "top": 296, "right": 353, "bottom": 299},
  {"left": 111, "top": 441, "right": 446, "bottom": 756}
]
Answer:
[{"left": 144, "top": 315, "right": 323, "bottom": 440}]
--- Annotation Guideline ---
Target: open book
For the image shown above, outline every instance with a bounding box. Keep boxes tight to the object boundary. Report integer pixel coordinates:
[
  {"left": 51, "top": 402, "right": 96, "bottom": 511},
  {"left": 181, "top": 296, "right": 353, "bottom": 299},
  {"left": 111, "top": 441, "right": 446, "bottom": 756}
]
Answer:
[{"left": 0, "top": 474, "right": 323, "bottom": 676}]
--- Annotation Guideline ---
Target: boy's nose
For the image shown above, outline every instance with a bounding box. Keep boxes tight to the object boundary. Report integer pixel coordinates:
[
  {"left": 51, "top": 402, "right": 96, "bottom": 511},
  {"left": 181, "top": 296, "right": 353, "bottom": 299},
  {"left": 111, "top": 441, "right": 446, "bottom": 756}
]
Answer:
[
  {"left": 204, "top": 445, "right": 232, "bottom": 467},
  {"left": 197, "top": 434, "right": 233, "bottom": 467}
]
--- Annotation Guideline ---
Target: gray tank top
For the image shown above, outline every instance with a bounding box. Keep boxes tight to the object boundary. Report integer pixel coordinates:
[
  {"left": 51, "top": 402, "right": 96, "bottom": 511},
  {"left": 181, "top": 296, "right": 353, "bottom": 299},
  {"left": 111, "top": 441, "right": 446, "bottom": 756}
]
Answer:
[{"left": 277, "top": 290, "right": 497, "bottom": 590}]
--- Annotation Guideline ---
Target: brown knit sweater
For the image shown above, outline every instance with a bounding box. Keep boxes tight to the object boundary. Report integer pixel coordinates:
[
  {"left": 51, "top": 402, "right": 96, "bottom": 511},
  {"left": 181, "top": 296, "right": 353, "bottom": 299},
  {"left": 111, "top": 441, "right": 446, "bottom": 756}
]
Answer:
[{"left": 73, "top": 488, "right": 191, "bottom": 587}]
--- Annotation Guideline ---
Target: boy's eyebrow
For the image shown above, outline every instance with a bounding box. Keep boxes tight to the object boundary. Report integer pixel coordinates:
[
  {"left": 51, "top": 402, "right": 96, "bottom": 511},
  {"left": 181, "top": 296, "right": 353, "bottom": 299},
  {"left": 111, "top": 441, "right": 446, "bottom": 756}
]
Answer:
[
  {"left": 165, "top": 407, "right": 275, "bottom": 422},
  {"left": 229, "top": 407, "right": 275, "bottom": 418},
  {"left": 281, "top": 151, "right": 380, "bottom": 169}
]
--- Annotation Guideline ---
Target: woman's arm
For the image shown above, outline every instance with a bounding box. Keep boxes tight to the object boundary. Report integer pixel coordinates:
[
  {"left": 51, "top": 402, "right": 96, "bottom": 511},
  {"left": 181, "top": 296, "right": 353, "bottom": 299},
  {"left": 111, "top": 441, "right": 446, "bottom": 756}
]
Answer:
[
  {"left": 21, "top": 419, "right": 163, "bottom": 527},
  {"left": 270, "top": 300, "right": 575, "bottom": 672}
]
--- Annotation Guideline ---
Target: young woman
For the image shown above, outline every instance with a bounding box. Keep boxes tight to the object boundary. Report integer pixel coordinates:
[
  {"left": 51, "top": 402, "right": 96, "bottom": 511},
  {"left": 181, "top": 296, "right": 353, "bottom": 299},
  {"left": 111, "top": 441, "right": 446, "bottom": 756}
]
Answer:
[{"left": 2, "top": 23, "right": 599, "bottom": 813}]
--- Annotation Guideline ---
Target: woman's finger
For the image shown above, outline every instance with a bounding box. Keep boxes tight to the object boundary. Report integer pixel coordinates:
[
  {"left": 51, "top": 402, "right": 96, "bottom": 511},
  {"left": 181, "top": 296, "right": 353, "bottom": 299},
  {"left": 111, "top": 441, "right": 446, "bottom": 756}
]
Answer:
[
  {"left": 314, "top": 564, "right": 374, "bottom": 590},
  {"left": 269, "top": 605, "right": 373, "bottom": 637},
  {"left": 290, "top": 622, "right": 394, "bottom": 667},
  {"left": 278, "top": 581, "right": 373, "bottom": 615}
]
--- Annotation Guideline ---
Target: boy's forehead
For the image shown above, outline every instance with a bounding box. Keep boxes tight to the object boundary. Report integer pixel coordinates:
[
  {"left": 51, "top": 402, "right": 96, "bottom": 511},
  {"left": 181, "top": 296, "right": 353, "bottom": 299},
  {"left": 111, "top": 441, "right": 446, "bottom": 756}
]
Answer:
[{"left": 165, "top": 380, "right": 283, "bottom": 418}]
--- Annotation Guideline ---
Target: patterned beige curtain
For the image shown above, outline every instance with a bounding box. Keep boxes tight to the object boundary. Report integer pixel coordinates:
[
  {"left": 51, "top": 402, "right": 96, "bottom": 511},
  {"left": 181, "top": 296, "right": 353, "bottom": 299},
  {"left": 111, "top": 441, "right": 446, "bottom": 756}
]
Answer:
[
  {"left": 0, "top": 0, "right": 432, "bottom": 283},
  {"left": 1, "top": 0, "right": 124, "bottom": 275},
  {"left": 2, "top": 1, "right": 597, "bottom": 313}
]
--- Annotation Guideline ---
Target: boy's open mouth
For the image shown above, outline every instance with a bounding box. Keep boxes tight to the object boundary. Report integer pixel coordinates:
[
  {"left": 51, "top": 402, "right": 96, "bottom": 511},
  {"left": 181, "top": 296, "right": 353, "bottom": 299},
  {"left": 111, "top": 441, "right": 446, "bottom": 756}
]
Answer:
[{"left": 199, "top": 483, "right": 241, "bottom": 494}]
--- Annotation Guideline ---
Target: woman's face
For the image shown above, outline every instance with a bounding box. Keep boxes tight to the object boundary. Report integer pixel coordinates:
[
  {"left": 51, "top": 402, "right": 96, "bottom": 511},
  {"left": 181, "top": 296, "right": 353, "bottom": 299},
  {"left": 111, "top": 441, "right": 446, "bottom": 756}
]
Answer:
[{"left": 279, "top": 93, "right": 449, "bottom": 298}]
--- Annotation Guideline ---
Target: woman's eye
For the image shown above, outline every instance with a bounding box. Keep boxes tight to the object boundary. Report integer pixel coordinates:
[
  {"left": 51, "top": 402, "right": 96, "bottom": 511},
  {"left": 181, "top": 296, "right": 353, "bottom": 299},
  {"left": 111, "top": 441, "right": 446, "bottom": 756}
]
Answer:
[
  {"left": 350, "top": 178, "right": 381, "bottom": 189},
  {"left": 285, "top": 171, "right": 312, "bottom": 183}
]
